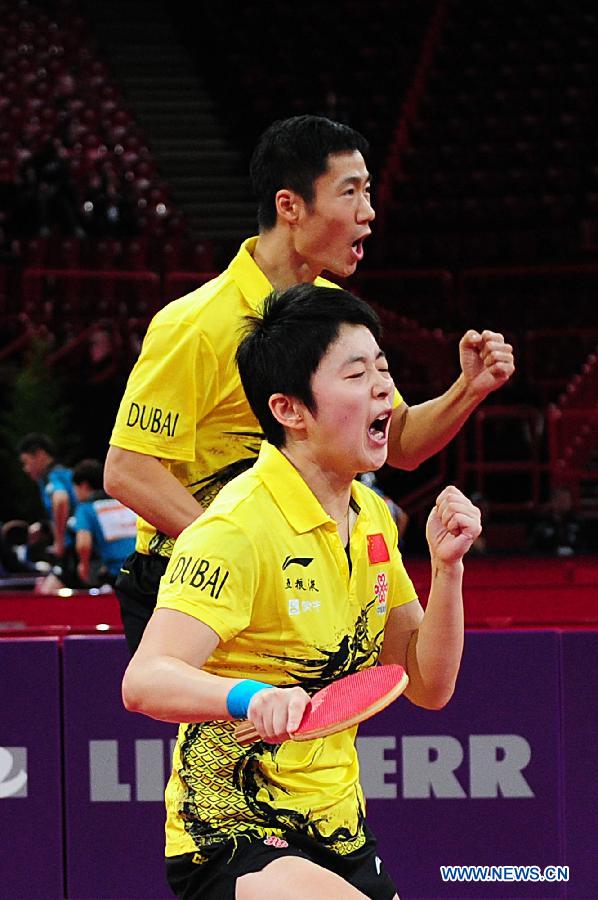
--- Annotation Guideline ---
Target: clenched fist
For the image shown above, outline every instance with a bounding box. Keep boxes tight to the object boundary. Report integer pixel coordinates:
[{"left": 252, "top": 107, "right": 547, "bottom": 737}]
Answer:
[{"left": 426, "top": 486, "right": 482, "bottom": 564}]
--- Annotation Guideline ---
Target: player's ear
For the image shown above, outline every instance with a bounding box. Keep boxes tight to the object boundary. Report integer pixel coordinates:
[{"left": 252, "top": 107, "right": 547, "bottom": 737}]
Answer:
[
  {"left": 269, "top": 394, "right": 306, "bottom": 432},
  {"left": 275, "top": 189, "right": 303, "bottom": 224}
]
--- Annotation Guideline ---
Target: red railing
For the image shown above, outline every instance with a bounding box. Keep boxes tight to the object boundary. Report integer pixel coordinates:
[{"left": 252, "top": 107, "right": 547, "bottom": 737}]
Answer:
[
  {"left": 548, "top": 407, "right": 598, "bottom": 503},
  {"left": 457, "top": 405, "right": 546, "bottom": 511},
  {"left": 3, "top": 263, "right": 597, "bottom": 520},
  {"left": 21, "top": 268, "right": 162, "bottom": 323},
  {"left": 524, "top": 329, "right": 598, "bottom": 401},
  {"left": 353, "top": 267, "right": 456, "bottom": 328},
  {"left": 457, "top": 262, "right": 598, "bottom": 326},
  {"left": 395, "top": 449, "right": 449, "bottom": 524}
]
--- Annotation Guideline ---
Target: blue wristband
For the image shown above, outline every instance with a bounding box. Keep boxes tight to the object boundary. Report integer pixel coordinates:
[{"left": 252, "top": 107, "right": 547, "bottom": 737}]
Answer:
[{"left": 226, "top": 680, "right": 274, "bottom": 718}]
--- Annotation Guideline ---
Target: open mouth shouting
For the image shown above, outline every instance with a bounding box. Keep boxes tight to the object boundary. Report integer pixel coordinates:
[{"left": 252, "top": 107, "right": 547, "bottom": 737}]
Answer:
[
  {"left": 350, "top": 230, "right": 371, "bottom": 263},
  {"left": 367, "top": 409, "right": 392, "bottom": 446},
  {"left": 351, "top": 238, "right": 365, "bottom": 262}
]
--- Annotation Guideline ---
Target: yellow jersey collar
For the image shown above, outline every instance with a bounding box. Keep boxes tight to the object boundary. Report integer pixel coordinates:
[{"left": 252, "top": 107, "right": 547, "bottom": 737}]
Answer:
[
  {"left": 228, "top": 236, "right": 341, "bottom": 313},
  {"left": 254, "top": 442, "right": 333, "bottom": 534},
  {"left": 228, "top": 236, "right": 273, "bottom": 312}
]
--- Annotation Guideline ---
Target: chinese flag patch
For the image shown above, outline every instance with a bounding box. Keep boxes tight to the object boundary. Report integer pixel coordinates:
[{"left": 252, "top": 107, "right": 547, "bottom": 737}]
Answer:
[{"left": 367, "top": 533, "right": 390, "bottom": 564}]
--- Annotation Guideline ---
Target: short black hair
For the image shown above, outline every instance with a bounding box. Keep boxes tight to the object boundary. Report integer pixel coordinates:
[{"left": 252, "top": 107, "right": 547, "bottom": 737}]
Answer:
[
  {"left": 250, "top": 115, "right": 369, "bottom": 231},
  {"left": 72, "top": 458, "right": 103, "bottom": 490},
  {"left": 236, "top": 284, "right": 381, "bottom": 447},
  {"left": 17, "top": 432, "right": 56, "bottom": 456}
]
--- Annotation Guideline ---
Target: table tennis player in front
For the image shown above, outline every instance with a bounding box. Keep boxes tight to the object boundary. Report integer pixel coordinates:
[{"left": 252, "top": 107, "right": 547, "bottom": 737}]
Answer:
[{"left": 122, "top": 284, "right": 482, "bottom": 900}]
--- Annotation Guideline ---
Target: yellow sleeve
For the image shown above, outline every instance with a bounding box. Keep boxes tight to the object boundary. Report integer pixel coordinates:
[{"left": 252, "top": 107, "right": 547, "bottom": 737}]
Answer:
[
  {"left": 156, "top": 515, "right": 259, "bottom": 643},
  {"left": 392, "top": 386, "right": 403, "bottom": 408},
  {"left": 110, "top": 317, "right": 219, "bottom": 461}
]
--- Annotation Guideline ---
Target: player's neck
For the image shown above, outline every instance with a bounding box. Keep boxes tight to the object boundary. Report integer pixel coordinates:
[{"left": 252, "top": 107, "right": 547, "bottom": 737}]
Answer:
[
  {"left": 280, "top": 444, "right": 353, "bottom": 532},
  {"left": 254, "top": 229, "right": 320, "bottom": 291}
]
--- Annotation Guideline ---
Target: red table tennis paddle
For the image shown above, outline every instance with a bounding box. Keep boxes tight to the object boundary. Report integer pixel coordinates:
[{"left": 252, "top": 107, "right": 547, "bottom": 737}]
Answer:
[{"left": 234, "top": 663, "right": 408, "bottom": 744}]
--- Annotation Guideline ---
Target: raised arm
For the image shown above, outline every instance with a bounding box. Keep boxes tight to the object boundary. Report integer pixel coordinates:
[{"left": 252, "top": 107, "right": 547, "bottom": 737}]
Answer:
[
  {"left": 380, "top": 486, "right": 481, "bottom": 709},
  {"left": 387, "top": 330, "right": 515, "bottom": 470},
  {"left": 104, "top": 445, "right": 204, "bottom": 539}
]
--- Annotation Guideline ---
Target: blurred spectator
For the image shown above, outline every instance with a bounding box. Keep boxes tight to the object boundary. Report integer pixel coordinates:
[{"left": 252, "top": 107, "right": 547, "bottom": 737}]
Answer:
[
  {"left": 530, "top": 487, "right": 582, "bottom": 557},
  {"left": 73, "top": 322, "right": 128, "bottom": 459},
  {"left": 1, "top": 520, "right": 30, "bottom": 573},
  {"left": 89, "top": 322, "right": 115, "bottom": 366},
  {"left": 1, "top": 520, "right": 36, "bottom": 576},
  {"left": 16, "top": 432, "right": 77, "bottom": 572},
  {"left": 53, "top": 73, "right": 78, "bottom": 144},
  {"left": 358, "top": 472, "right": 410, "bottom": 546},
  {"left": 72, "top": 458, "right": 137, "bottom": 586},
  {"left": 0, "top": 519, "right": 52, "bottom": 581},
  {"left": 16, "top": 138, "right": 84, "bottom": 238},
  {"left": 80, "top": 161, "right": 137, "bottom": 237},
  {"left": 26, "top": 520, "right": 55, "bottom": 566},
  {"left": 0, "top": 160, "right": 19, "bottom": 257}
]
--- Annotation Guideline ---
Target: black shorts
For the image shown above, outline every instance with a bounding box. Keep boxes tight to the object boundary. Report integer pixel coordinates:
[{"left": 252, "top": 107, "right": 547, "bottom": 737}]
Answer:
[
  {"left": 165, "top": 825, "right": 397, "bottom": 900},
  {"left": 114, "top": 550, "right": 169, "bottom": 654}
]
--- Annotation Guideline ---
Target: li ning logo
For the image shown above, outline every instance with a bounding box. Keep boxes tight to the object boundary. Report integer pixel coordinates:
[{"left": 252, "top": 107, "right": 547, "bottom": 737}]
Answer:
[{"left": 282, "top": 556, "right": 313, "bottom": 570}]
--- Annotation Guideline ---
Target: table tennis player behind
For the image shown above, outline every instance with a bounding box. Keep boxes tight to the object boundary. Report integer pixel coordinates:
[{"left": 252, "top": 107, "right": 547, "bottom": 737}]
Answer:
[{"left": 122, "top": 284, "right": 482, "bottom": 900}]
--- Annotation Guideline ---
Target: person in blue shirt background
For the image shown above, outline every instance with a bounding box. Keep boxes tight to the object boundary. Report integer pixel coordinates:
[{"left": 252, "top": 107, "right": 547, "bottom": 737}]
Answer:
[
  {"left": 18, "top": 432, "right": 77, "bottom": 568},
  {"left": 72, "top": 458, "right": 137, "bottom": 586}
]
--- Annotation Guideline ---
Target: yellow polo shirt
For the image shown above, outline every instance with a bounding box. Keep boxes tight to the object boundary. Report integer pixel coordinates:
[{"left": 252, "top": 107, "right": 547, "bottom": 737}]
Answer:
[
  {"left": 156, "top": 442, "right": 416, "bottom": 860},
  {"left": 110, "top": 237, "right": 375, "bottom": 557}
]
